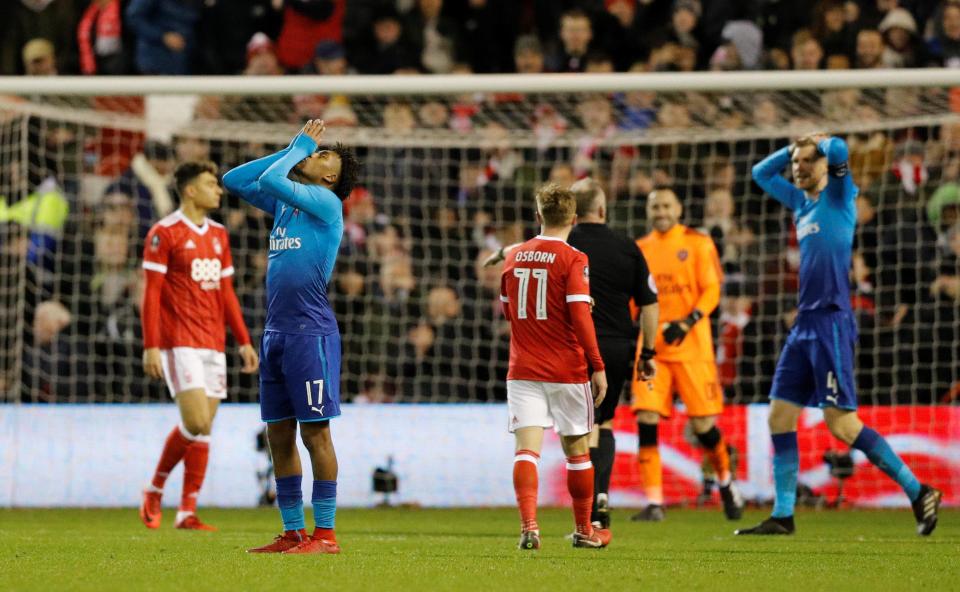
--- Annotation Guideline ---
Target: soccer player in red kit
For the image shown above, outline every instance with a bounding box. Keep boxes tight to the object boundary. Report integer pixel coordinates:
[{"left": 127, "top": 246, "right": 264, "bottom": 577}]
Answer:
[
  {"left": 138, "top": 161, "right": 259, "bottom": 531},
  {"left": 500, "top": 183, "right": 610, "bottom": 550}
]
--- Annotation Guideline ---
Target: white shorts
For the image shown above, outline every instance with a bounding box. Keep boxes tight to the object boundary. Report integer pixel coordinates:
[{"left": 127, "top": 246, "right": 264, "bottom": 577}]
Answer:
[
  {"left": 160, "top": 347, "right": 228, "bottom": 399},
  {"left": 507, "top": 379, "right": 594, "bottom": 436}
]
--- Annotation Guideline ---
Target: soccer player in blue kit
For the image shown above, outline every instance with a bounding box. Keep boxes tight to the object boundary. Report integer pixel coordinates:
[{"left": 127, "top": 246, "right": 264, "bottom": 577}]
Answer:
[
  {"left": 739, "top": 133, "right": 941, "bottom": 536},
  {"left": 223, "top": 120, "right": 360, "bottom": 554}
]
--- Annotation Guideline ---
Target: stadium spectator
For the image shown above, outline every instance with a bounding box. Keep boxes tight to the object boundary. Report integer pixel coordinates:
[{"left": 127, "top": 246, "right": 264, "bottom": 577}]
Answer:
[
  {"left": 548, "top": 162, "right": 576, "bottom": 188},
  {"left": 826, "top": 53, "right": 851, "bottom": 68},
  {"left": 22, "top": 299, "right": 76, "bottom": 402},
  {"left": 310, "top": 40, "right": 350, "bottom": 75},
  {"left": 275, "top": 0, "right": 345, "bottom": 71},
  {"left": 77, "top": 0, "right": 127, "bottom": 75},
  {"left": 584, "top": 51, "right": 615, "bottom": 73},
  {"left": 418, "top": 100, "right": 450, "bottom": 130},
  {"left": 403, "top": 0, "right": 461, "bottom": 74},
  {"left": 243, "top": 32, "right": 283, "bottom": 76},
  {"left": 573, "top": 94, "right": 616, "bottom": 178},
  {"left": 173, "top": 133, "right": 211, "bottom": 163},
  {"left": 21, "top": 38, "right": 58, "bottom": 76},
  {"left": 855, "top": 29, "right": 885, "bottom": 68},
  {"left": 752, "top": 96, "right": 782, "bottom": 128},
  {"left": 716, "top": 288, "right": 753, "bottom": 389},
  {"left": 791, "top": 30, "right": 824, "bottom": 70},
  {"left": 659, "top": 0, "right": 704, "bottom": 63},
  {"left": 879, "top": 8, "right": 925, "bottom": 67},
  {"left": 811, "top": 0, "right": 855, "bottom": 58},
  {"left": 450, "top": 0, "right": 518, "bottom": 74},
  {"left": 548, "top": 8, "right": 594, "bottom": 73},
  {"left": 930, "top": 224, "right": 960, "bottom": 302},
  {"left": 125, "top": 0, "right": 201, "bottom": 75},
  {"left": 616, "top": 80, "right": 658, "bottom": 131},
  {"left": 598, "top": 0, "right": 649, "bottom": 71},
  {"left": 350, "top": 5, "right": 416, "bottom": 74},
  {"left": 927, "top": 1, "right": 960, "bottom": 67},
  {"left": 709, "top": 21, "right": 763, "bottom": 71},
  {"left": 103, "top": 140, "right": 175, "bottom": 243},
  {"left": 2, "top": 0, "right": 81, "bottom": 75},
  {"left": 513, "top": 34, "right": 545, "bottom": 74},
  {"left": 194, "top": 0, "right": 282, "bottom": 75}
]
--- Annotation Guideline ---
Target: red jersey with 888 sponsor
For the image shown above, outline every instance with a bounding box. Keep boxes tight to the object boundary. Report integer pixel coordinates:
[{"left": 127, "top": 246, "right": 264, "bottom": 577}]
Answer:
[
  {"left": 142, "top": 211, "right": 235, "bottom": 351},
  {"left": 500, "top": 235, "right": 599, "bottom": 383}
]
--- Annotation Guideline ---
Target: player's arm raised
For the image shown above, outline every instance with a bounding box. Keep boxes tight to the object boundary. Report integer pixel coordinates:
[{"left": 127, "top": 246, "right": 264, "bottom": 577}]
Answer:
[
  {"left": 219, "top": 241, "right": 258, "bottom": 374},
  {"left": 483, "top": 242, "right": 522, "bottom": 267},
  {"left": 222, "top": 151, "right": 288, "bottom": 214},
  {"left": 817, "top": 135, "right": 857, "bottom": 203},
  {"left": 257, "top": 120, "right": 343, "bottom": 224},
  {"left": 751, "top": 144, "right": 806, "bottom": 211},
  {"left": 566, "top": 253, "right": 607, "bottom": 406}
]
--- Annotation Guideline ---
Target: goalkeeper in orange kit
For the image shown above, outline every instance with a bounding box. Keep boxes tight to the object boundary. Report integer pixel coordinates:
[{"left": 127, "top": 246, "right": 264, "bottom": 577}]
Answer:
[{"left": 629, "top": 187, "right": 744, "bottom": 522}]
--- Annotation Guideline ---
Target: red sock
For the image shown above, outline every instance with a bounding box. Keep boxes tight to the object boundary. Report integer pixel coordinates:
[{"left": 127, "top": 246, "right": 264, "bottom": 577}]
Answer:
[
  {"left": 566, "top": 453, "right": 594, "bottom": 536},
  {"left": 151, "top": 425, "right": 192, "bottom": 490},
  {"left": 180, "top": 439, "right": 210, "bottom": 513},
  {"left": 513, "top": 449, "right": 540, "bottom": 532}
]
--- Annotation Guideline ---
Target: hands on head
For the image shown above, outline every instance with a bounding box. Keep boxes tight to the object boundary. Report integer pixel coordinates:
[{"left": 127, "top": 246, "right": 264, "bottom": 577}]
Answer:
[{"left": 302, "top": 119, "right": 326, "bottom": 144}]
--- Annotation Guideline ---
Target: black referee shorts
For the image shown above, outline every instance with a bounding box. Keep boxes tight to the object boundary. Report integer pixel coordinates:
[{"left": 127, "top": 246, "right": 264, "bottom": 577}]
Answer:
[{"left": 594, "top": 337, "right": 634, "bottom": 425}]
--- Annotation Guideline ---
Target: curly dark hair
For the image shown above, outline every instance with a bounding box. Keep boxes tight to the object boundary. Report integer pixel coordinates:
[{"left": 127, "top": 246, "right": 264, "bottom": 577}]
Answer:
[
  {"left": 326, "top": 142, "right": 361, "bottom": 201},
  {"left": 173, "top": 160, "right": 218, "bottom": 197}
]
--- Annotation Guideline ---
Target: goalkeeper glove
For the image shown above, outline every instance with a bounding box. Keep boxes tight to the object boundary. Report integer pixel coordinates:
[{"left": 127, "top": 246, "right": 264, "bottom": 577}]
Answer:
[{"left": 662, "top": 309, "right": 703, "bottom": 345}]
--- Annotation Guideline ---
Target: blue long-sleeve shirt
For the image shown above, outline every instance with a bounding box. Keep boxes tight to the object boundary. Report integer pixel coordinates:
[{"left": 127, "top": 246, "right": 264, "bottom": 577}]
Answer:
[
  {"left": 223, "top": 134, "right": 343, "bottom": 336},
  {"left": 752, "top": 137, "right": 858, "bottom": 312}
]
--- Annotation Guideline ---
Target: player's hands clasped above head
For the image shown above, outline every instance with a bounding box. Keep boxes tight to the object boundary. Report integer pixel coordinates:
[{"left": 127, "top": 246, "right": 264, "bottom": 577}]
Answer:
[
  {"left": 301, "top": 119, "right": 326, "bottom": 144},
  {"left": 238, "top": 344, "right": 259, "bottom": 374},
  {"left": 143, "top": 347, "right": 163, "bottom": 380},
  {"left": 591, "top": 370, "right": 608, "bottom": 408}
]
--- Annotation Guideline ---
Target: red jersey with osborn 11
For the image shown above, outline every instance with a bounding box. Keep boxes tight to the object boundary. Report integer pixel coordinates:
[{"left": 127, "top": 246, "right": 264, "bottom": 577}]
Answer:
[{"left": 501, "top": 235, "right": 595, "bottom": 383}]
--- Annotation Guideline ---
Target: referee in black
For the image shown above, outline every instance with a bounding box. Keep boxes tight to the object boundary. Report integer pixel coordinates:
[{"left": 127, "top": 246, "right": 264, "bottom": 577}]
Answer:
[{"left": 567, "top": 178, "right": 659, "bottom": 529}]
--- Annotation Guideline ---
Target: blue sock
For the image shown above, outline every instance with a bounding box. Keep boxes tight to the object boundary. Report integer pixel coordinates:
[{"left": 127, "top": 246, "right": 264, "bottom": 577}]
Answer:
[
  {"left": 852, "top": 427, "right": 921, "bottom": 502},
  {"left": 771, "top": 432, "right": 799, "bottom": 518},
  {"left": 312, "top": 480, "right": 337, "bottom": 530},
  {"left": 275, "top": 475, "right": 305, "bottom": 532}
]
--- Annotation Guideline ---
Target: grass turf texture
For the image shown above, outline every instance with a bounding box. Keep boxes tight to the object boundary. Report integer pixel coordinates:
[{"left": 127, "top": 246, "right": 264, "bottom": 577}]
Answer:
[{"left": 1, "top": 508, "right": 957, "bottom": 591}]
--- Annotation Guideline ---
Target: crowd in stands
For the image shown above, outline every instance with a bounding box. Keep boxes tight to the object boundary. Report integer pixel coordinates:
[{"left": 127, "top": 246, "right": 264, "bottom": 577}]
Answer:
[
  {"left": 1, "top": 0, "right": 959, "bottom": 406},
  {"left": 4, "top": 0, "right": 960, "bottom": 77}
]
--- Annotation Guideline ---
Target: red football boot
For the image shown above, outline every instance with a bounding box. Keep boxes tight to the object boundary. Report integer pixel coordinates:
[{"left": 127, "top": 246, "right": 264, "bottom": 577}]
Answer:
[
  {"left": 175, "top": 513, "right": 217, "bottom": 531},
  {"left": 283, "top": 534, "right": 341, "bottom": 555},
  {"left": 139, "top": 489, "right": 162, "bottom": 530},
  {"left": 571, "top": 527, "right": 612, "bottom": 548},
  {"left": 247, "top": 529, "right": 308, "bottom": 553}
]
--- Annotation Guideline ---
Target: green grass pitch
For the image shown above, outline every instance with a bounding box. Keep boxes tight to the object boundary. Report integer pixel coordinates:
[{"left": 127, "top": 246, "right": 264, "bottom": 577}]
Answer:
[{"left": 1, "top": 507, "right": 957, "bottom": 591}]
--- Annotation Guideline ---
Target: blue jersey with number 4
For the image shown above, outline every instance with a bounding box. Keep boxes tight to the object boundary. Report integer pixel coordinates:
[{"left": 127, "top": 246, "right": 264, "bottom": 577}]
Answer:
[{"left": 752, "top": 138, "right": 858, "bottom": 312}]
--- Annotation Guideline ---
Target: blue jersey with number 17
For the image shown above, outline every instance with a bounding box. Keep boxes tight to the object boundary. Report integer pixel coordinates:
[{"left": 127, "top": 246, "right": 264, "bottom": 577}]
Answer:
[
  {"left": 223, "top": 133, "right": 343, "bottom": 336},
  {"left": 752, "top": 137, "right": 858, "bottom": 312}
]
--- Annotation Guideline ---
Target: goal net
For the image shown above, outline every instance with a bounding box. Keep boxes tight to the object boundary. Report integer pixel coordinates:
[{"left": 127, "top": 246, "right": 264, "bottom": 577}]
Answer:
[{"left": 1, "top": 72, "right": 957, "bottom": 506}]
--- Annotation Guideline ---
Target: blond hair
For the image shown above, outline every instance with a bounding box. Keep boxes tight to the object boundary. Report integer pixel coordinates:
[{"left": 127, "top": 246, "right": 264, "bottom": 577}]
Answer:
[{"left": 535, "top": 183, "right": 577, "bottom": 227}]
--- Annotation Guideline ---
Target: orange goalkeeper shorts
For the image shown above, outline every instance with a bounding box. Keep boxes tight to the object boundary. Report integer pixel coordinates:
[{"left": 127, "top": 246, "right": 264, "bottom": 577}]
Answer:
[{"left": 631, "top": 360, "right": 723, "bottom": 418}]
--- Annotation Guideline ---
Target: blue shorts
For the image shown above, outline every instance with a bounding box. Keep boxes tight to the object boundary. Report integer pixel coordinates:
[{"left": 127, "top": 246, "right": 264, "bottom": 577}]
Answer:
[
  {"left": 770, "top": 309, "right": 858, "bottom": 410},
  {"left": 259, "top": 330, "right": 342, "bottom": 423}
]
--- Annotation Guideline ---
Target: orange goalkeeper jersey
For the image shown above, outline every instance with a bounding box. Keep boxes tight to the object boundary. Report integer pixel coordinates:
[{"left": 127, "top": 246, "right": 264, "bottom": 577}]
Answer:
[{"left": 636, "top": 224, "right": 722, "bottom": 363}]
